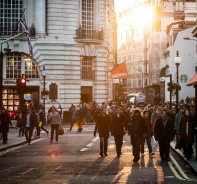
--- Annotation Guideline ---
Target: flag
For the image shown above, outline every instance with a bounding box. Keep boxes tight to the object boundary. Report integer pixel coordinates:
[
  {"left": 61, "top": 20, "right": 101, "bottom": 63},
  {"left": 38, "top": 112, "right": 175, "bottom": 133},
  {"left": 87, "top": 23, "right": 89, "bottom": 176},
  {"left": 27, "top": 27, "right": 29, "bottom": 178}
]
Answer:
[
  {"left": 20, "top": 15, "right": 33, "bottom": 57},
  {"left": 110, "top": 62, "right": 128, "bottom": 79}
]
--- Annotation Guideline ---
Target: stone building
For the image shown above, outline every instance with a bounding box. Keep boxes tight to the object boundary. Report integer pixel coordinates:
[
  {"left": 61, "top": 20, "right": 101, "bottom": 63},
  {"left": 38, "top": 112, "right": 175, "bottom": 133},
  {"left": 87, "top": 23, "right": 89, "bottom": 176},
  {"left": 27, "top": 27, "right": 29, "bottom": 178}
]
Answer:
[{"left": 0, "top": 0, "right": 116, "bottom": 116}]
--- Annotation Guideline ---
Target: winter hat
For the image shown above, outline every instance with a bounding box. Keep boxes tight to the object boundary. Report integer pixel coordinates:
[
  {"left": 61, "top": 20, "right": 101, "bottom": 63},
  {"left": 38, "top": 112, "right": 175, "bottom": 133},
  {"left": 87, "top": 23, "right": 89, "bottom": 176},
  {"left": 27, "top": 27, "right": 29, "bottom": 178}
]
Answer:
[{"left": 134, "top": 109, "right": 140, "bottom": 114}]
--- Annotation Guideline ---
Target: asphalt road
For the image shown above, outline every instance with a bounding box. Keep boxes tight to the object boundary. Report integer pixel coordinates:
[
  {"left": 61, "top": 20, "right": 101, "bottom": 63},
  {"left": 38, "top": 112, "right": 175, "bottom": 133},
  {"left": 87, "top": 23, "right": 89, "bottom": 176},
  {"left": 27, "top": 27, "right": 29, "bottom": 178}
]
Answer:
[{"left": 0, "top": 125, "right": 197, "bottom": 184}]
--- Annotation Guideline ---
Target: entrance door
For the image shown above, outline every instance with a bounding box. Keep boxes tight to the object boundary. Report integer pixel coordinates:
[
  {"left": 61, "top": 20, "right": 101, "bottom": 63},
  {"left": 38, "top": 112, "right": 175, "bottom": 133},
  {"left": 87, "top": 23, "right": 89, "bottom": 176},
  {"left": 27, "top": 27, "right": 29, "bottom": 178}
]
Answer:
[{"left": 81, "top": 86, "right": 92, "bottom": 103}]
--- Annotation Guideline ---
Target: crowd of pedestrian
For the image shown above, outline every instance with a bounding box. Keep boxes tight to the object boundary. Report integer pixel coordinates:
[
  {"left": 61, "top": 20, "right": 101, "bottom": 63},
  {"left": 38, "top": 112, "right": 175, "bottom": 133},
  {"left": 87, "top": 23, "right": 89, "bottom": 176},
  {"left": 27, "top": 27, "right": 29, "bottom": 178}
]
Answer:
[{"left": 0, "top": 96, "right": 196, "bottom": 164}]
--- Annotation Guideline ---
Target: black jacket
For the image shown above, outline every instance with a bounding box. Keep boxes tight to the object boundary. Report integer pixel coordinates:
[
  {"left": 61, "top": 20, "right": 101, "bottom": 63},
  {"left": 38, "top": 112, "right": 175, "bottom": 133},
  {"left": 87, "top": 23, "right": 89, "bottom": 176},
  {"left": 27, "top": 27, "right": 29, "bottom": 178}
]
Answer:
[
  {"left": 111, "top": 114, "right": 126, "bottom": 136},
  {"left": 0, "top": 112, "right": 11, "bottom": 133},
  {"left": 154, "top": 117, "right": 175, "bottom": 142},
  {"left": 94, "top": 113, "right": 111, "bottom": 138}
]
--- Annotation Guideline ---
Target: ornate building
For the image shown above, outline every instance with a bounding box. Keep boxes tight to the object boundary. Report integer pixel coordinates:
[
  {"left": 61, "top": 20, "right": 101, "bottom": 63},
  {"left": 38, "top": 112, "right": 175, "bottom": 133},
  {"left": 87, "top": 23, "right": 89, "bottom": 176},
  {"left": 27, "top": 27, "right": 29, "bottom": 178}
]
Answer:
[{"left": 0, "top": 0, "right": 116, "bottom": 116}]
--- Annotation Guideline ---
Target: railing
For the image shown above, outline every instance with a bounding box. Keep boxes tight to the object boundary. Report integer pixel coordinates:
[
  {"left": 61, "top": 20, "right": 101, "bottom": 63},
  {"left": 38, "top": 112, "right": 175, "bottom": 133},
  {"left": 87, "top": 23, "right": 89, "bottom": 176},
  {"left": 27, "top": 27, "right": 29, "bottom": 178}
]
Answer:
[
  {"left": 76, "top": 27, "right": 103, "bottom": 40},
  {"left": 81, "top": 70, "right": 95, "bottom": 80},
  {"left": 0, "top": 26, "right": 35, "bottom": 37}
]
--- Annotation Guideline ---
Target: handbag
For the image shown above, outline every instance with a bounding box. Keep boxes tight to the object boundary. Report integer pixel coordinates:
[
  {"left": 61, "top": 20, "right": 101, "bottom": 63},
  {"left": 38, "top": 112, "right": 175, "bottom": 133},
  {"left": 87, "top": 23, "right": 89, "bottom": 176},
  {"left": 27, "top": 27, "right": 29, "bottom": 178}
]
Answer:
[{"left": 58, "top": 125, "right": 64, "bottom": 135}]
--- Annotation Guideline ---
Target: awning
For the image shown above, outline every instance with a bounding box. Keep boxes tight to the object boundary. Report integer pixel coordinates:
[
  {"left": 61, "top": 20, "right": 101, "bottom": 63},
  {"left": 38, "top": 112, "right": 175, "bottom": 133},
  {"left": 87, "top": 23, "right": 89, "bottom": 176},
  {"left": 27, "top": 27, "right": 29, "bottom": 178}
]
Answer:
[{"left": 186, "top": 73, "right": 197, "bottom": 86}]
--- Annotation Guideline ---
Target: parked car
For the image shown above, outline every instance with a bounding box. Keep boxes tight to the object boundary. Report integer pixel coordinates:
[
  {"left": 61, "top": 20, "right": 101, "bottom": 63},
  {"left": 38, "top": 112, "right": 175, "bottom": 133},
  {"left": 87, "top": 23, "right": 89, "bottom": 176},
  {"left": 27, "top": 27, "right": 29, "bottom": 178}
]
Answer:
[{"left": 128, "top": 93, "right": 147, "bottom": 107}]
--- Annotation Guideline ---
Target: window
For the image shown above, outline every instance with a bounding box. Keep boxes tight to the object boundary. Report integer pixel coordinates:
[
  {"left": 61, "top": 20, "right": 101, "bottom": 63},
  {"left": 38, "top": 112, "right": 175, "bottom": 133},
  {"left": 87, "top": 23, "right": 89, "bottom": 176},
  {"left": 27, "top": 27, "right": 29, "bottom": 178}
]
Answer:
[
  {"left": 82, "top": 0, "right": 94, "bottom": 38},
  {"left": 81, "top": 56, "right": 94, "bottom": 80},
  {"left": 6, "top": 52, "right": 22, "bottom": 78},
  {"left": 6, "top": 52, "right": 39, "bottom": 79},
  {"left": 0, "top": 0, "right": 23, "bottom": 36},
  {"left": 24, "top": 55, "right": 39, "bottom": 78}
]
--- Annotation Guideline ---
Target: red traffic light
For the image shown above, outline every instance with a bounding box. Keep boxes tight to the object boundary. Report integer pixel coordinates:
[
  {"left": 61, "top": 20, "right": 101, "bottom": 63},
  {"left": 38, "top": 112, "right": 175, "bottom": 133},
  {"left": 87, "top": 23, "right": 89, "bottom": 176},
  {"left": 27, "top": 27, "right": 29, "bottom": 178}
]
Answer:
[{"left": 21, "top": 78, "right": 26, "bottom": 84}]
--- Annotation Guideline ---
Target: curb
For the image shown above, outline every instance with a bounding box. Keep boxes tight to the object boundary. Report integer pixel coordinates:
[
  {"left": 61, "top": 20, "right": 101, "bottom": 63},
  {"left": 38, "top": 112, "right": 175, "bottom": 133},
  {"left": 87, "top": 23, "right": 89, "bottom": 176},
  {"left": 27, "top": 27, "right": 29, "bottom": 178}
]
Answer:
[{"left": 170, "top": 142, "right": 197, "bottom": 174}]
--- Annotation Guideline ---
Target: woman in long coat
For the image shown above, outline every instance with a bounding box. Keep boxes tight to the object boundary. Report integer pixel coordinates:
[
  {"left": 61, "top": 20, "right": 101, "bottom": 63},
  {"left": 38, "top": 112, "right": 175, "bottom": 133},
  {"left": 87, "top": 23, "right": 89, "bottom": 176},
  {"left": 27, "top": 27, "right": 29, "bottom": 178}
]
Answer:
[
  {"left": 0, "top": 108, "right": 11, "bottom": 144},
  {"left": 180, "top": 109, "right": 195, "bottom": 159}
]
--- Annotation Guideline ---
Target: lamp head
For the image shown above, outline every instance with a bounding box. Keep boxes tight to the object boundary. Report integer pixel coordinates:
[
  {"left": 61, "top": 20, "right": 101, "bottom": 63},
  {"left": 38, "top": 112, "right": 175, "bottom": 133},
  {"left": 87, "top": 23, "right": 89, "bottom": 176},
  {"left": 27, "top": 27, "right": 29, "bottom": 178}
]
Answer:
[{"left": 174, "top": 50, "right": 181, "bottom": 64}]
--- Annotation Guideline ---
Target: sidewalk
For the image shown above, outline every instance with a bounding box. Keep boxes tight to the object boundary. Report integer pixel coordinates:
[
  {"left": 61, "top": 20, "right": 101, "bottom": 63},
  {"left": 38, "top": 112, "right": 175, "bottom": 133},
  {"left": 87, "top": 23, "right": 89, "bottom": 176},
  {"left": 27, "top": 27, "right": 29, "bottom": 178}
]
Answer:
[{"left": 170, "top": 140, "right": 197, "bottom": 173}]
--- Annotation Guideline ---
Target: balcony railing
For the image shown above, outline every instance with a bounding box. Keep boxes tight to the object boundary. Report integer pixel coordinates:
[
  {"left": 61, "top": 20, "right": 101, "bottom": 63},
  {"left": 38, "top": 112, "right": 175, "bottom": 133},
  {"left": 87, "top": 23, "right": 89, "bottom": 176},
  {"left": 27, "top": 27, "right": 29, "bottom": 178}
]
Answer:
[
  {"left": 0, "top": 26, "right": 35, "bottom": 37},
  {"left": 81, "top": 70, "right": 95, "bottom": 80},
  {"left": 76, "top": 27, "right": 103, "bottom": 41}
]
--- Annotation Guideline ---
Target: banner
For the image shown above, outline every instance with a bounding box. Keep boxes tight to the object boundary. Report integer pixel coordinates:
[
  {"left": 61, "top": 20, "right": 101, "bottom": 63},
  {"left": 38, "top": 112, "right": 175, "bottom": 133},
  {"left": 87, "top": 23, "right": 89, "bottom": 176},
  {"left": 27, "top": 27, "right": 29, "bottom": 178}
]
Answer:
[{"left": 110, "top": 62, "right": 128, "bottom": 79}]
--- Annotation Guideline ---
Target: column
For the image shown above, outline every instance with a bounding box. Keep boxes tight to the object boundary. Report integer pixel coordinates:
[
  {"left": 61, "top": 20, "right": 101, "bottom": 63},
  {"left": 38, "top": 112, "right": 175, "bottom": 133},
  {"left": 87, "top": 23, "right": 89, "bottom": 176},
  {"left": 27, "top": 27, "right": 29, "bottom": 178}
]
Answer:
[{"left": 35, "top": 0, "right": 46, "bottom": 37}]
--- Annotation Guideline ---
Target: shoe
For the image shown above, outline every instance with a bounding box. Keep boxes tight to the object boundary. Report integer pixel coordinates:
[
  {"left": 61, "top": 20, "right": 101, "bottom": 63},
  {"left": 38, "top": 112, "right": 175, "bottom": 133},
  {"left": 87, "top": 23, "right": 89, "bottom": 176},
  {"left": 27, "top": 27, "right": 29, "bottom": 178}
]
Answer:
[
  {"left": 104, "top": 153, "right": 108, "bottom": 156},
  {"left": 165, "top": 159, "right": 171, "bottom": 163},
  {"left": 149, "top": 152, "right": 155, "bottom": 156},
  {"left": 117, "top": 154, "right": 121, "bottom": 157},
  {"left": 49, "top": 140, "right": 53, "bottom": 143},
  {"left": 141, "top": 153, "right": 144, "bottom": 156},
  {"left": 100, "top": 153, "right": 104, "bottom": 157}
]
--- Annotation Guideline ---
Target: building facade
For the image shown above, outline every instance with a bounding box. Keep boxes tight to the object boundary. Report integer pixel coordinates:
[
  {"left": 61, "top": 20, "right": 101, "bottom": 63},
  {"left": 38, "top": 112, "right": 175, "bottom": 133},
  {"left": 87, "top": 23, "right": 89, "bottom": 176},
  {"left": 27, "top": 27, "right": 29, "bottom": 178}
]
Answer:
[{"left": 0, "top": 0, "right": 116, "bottom": 117}]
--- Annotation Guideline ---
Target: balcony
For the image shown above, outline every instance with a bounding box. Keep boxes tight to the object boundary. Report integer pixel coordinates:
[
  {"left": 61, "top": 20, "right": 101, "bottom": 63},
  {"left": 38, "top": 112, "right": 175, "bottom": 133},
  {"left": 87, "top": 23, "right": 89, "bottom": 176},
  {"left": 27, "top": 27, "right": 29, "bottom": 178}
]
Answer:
[
  {"left": 0, "top": 26, "right": 35, "bottom": 37},
  {"left": 75, "top": 27, "right": 103, "bottom": 43},
  {"left": 81, "top": 70, "right": 95, "bottom": 80}
]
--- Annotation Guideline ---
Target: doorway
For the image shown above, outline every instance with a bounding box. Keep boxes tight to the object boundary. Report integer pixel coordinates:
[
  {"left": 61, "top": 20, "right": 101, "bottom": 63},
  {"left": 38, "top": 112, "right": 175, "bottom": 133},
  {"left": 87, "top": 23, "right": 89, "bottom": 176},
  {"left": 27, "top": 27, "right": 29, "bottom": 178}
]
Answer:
[{"left": 81, "top": 86, "right": 92, "bottom": 103}]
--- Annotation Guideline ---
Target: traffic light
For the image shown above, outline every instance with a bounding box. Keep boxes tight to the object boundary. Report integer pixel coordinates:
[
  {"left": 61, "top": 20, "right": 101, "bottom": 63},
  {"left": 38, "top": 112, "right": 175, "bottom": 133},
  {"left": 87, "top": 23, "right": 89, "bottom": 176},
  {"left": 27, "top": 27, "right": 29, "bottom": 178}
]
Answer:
[
  {"left": 20, "top": 77, "right": 26, "bottom": 88},
  {"left": 16, "top": 77, "right": 26, "bottom": 93},
  {"left": 167, "top": 82, "right": 172, "bottom": 92}
]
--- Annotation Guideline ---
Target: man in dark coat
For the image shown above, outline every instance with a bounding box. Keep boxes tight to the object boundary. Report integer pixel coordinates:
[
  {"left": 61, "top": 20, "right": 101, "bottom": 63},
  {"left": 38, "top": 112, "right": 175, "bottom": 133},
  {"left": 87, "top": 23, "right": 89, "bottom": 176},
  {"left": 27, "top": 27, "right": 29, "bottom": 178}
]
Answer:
[
  {"left": 129, "top": 109, "right": 147, "bottom": 162},
  {"left": 25, "top": 109, "right": 37, "bottom": 145},
  {"left": 94, "top": 107, "right": 111, "bottom": 157},
  {"left": 154, "top": 109, "right": 175, "bottom": 163},
  {"left": 0, "top": 108, "right": 11, "bottom": 144},
  {"left": 111, "top": 106, "right": 126, "bottom": 157}
]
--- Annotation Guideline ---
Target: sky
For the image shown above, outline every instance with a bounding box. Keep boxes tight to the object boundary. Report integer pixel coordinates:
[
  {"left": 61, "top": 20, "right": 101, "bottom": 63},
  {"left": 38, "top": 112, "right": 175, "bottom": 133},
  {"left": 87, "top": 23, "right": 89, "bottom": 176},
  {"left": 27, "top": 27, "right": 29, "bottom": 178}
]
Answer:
[{"left": 115, "top": 0, "right": 147, "bottom": 12}]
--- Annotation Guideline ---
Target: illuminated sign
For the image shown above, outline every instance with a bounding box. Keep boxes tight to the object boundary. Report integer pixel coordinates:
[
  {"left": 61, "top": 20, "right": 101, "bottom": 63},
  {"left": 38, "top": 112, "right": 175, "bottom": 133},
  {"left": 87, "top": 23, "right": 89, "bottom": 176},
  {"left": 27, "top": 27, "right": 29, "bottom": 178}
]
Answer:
[{"left": 24, "top": 94, "right": 32, "bottom": 100}]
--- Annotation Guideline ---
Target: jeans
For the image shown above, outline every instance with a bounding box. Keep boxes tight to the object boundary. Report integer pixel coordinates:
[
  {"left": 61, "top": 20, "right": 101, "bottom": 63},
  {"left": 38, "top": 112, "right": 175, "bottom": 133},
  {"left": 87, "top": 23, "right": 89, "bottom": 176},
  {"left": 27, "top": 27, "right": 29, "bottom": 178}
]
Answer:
[
  {"left": 25, "top": 127, "right": 33, "bottom": 143},
  {"left": 51, "top": 124, "right": 59, "bottom": 141},
  {"left": 141, "top": 136, "right": 152, "bottom": 154}
]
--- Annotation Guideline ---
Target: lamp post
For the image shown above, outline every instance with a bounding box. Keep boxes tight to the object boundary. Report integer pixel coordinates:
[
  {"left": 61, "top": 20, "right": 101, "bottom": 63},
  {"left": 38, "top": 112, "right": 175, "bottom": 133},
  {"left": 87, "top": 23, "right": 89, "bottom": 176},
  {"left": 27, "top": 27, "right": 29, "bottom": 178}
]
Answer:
[
  {"left": 0, "top": 41, "right": 10, "bottom": 109},
  {"left": 174, "top": 50, "right": 181, "bottom": 113},
  {"left": 42, "top": 66, "right": 47, "bottom": 120}
]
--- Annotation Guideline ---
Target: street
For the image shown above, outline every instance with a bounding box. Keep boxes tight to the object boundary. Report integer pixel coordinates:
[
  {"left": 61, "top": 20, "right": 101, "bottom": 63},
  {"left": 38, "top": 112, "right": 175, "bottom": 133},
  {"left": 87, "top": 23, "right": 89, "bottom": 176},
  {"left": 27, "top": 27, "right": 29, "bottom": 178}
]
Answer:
[{"left": 0, "top": 125, "right": 197, "bottom": 184}]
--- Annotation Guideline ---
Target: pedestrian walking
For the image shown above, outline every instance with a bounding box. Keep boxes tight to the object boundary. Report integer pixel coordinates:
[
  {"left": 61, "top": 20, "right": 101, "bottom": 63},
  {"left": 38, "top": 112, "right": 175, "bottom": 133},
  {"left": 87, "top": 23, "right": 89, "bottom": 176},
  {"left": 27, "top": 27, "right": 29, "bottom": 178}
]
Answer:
[
  {"left": 179, "top": 109, "right": 195, "bottom": 160},
  {"left": 129, "top": 109, "right": 147, "bottom": 162},
  {"left": 142, "top": 110, "right": 154, "bottom": 156},
  {"left": 69, "top": 105, "right": 77, "bottom": 132},
  {"left": 154, "top": 109, "right": 175, "bottom": 163},
  {"left": 94, "top": 107, "right": 111, "bottom": 157},
  {"left": 24, "top": 109, "right": 37, "bottom": 145},
  {"left": 48, "top": 107, "right": 62, "bottom": 143},
  {"left": 39, "top": 109, "right": 49, "bottom": 135},
  {"left": 32, "top": 110, "right": 40, "bottom": 137},
  {"left": 0, "top": 108, "right": 11, "bottom": 144},
  {"left": 16, "top": 106, "right": 24, "bottom": 136},
  {"left": 111, "top": 106, "right": 126, "bottom": 157}
]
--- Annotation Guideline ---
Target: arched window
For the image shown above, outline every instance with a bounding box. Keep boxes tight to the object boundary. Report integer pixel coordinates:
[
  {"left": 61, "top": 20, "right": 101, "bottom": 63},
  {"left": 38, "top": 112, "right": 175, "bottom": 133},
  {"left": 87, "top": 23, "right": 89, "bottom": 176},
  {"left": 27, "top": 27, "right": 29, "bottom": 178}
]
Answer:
[{"left": 6, "top": 52, "right": 39, "bottom": 79}]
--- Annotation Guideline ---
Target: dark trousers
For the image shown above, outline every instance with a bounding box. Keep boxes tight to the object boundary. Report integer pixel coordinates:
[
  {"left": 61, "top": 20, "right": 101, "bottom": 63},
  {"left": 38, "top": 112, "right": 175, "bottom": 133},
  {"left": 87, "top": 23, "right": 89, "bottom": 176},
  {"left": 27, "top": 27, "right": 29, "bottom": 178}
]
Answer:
[
  {"left": 25, "top": 127, "right": 33, "bottom": 143},
  {"left": 51, "top": 124, "right": 59, "bottom": 141},
  {"left": 70, "top": 119, "right": 76, "bottom": 131},
  {"left": 132, "top": 135, "right": 141, "bottom": 160},
  {"left": 2, "top": 132, "right": 8, "bottom": 143},
  {"left": 36, "top": 124, "right": 41, "bottom": 136},
  {"left": 100, "top": 137, "right": 108, "bottom": 154},
  {"left": 183, "top": 142, "right": 193, "bottom": 159},
  {"left": 141, "top": 136, "right": 152, "bottom": 154},
  {"left": 158, "top": 139, "right": 170, "bottom": 161},
  {"left": 114, "top": 135, "right": 123, "bottom": 155}
]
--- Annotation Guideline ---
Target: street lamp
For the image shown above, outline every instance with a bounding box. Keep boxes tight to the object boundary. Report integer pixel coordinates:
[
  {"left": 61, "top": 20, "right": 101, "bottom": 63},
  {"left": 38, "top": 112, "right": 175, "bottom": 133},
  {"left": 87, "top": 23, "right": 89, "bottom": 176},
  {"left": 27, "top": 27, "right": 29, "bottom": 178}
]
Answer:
[
  {"left": 41, "top": 66, "right": 47, "bottom": 120},
  {"left": 174, "top": 50, "right": 181, "bottom": 113},
  {"left": 0, "top": 41, "right": 10, "bottom": 109}
]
